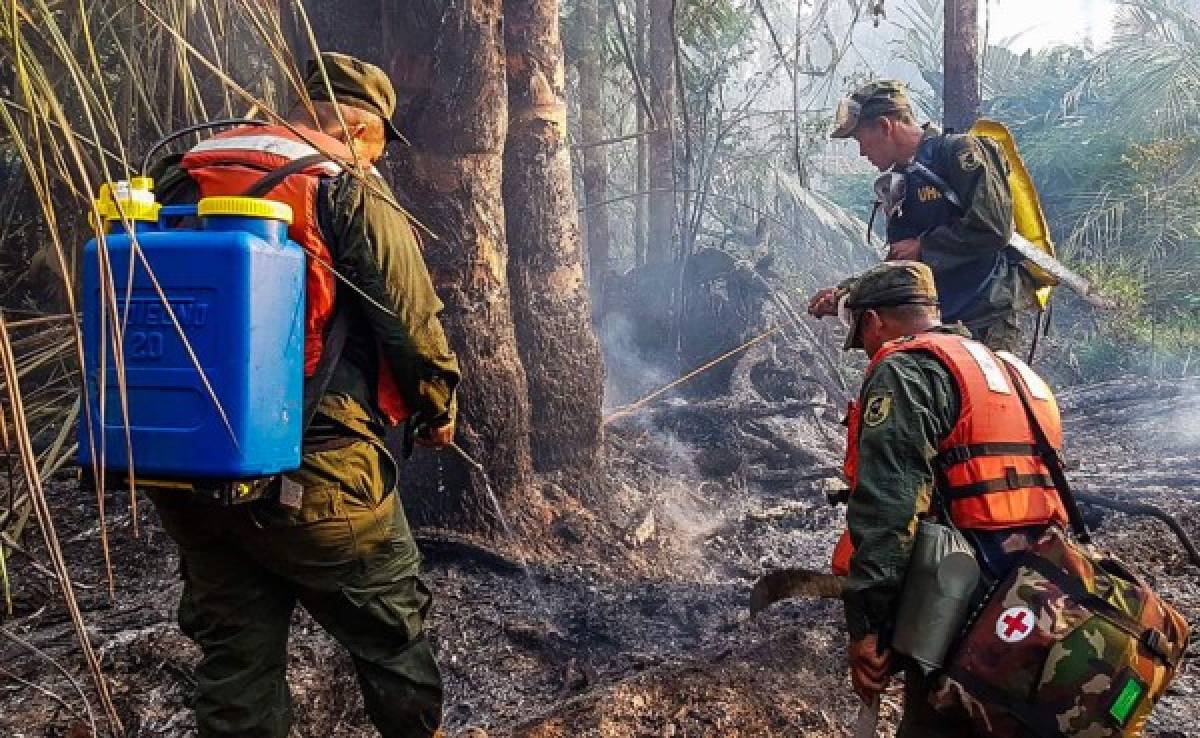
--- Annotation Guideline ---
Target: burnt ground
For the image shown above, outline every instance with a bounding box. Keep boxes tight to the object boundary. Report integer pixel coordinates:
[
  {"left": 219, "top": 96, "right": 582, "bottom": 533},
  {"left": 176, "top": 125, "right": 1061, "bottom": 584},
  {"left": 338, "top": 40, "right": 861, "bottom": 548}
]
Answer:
[{"left": 2, "top": 377, "right": 1200, "bottom": 737}]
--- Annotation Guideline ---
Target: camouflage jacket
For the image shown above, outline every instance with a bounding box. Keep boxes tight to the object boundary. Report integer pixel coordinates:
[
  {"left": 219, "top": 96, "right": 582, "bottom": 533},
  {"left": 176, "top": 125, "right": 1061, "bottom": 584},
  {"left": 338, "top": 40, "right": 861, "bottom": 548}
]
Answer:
[{"left": 888, "top": 128, "right": 1023, "bottom": 332}]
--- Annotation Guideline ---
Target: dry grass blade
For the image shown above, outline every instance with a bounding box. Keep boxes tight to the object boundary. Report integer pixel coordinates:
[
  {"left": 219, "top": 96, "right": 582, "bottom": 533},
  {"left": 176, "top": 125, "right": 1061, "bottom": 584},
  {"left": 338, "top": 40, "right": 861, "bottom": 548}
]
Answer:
[
  {"left": 0, "top": 536, "right": 10, "bottom": 616},
  {"left": 0, "top": 626, "right": 96, "bottom": 732},
  {"left": 0, "top": 315, "right": 122, "bottom": 736},
  {"left": 0, "top": 32, "right": 110, "bottom": 587}
]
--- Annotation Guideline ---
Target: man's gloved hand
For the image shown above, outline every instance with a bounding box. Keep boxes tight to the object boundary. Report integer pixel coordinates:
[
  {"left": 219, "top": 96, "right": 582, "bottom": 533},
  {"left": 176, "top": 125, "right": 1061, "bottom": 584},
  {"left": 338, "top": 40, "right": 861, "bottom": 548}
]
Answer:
[
  {"left": 848, "top": 634, "right": 894, "bottom": 703},
  {"left": 808, "top": 286, "right": 843, "bottom": 317},
  {"left": 886, "top": 238, "right": 921, "bottom": 261},
  {"left": 415, "top": 419, "right": 455, "bottom": 449}
]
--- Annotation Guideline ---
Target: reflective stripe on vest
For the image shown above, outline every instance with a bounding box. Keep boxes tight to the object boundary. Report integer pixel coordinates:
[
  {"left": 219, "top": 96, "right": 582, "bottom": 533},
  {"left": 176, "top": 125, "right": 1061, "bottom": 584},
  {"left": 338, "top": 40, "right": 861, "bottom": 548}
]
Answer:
[
  {"left": 180, "top": 125, "right": 411, "bottom": 426},
  {"left": 831, "top": 332, "right": 1067, "bottom": 575},
  {"left": 189, "top": 135, "right": 345, "bottom": 176}
]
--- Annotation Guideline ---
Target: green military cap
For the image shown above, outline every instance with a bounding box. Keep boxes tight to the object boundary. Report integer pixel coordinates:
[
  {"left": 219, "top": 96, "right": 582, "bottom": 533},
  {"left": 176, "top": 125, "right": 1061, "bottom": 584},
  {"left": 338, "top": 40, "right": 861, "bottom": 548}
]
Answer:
[
  {"left": 304, "top": 52, "right": 403, "bottom": 142},
  {"left": 841, "top": 260, "right": 939, "bottom": 349},
  {"left": 830, "top": 79, "right": 912, "bottom": 139}
]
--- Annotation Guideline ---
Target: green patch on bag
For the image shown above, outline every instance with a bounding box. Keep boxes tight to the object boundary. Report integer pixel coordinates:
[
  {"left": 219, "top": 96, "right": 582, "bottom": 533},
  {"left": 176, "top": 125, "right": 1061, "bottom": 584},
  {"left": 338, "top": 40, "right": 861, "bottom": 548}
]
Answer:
[{"left": 1109, "top": 675, "right": 1145, "bottom": 727}]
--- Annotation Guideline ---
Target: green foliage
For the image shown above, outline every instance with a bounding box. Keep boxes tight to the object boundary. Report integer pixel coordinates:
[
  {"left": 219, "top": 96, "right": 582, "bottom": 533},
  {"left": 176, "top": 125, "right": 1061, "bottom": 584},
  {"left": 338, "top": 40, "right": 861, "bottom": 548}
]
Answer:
[
  {"left": 892, "top": 0, "right": 1200, "bottom": 379},
  {"left": 821, "top": 169, "right": 878, "bottom": 222}
]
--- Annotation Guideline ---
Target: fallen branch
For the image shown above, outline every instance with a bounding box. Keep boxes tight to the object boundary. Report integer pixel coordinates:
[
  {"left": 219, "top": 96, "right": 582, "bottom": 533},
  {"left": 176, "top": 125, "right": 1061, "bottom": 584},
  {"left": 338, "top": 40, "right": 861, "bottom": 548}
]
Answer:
[{"left": 1076, "top": 489, "right": 1200, "bottom": 567}]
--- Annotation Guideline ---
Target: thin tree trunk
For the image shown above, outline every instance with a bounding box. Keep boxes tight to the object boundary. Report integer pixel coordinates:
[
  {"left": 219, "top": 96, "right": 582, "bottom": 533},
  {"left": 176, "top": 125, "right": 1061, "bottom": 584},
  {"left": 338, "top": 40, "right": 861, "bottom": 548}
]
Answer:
[
  {"left": 578, "top": 0, "right": 611, "bottom": 319},
  {"left": 387, "top": 0, "right": 535, "bottom": 532},
  {"left": 634, "top": 0, "right": 648, "bottom": 267},
  {"left": 646, "top": 0, "right": 676, "bottom": 265},
  {"left": 503, "top": 0, "right": 605, "bottom": 473},
  {"left": 943, "top": 0, "right": 980, "bottom": 133}
]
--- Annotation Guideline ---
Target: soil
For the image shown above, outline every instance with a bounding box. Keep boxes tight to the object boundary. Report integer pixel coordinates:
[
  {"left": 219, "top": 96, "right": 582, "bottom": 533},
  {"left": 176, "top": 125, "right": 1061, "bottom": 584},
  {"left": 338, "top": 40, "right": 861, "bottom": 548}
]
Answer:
[{"left": 2, "top": 376, "right": 1199, "bottom": 738}]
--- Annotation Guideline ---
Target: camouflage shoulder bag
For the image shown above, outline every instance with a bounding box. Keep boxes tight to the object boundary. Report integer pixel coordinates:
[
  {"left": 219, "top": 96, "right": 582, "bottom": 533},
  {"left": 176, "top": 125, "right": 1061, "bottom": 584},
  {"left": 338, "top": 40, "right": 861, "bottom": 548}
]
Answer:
[{"left": 932, "top": 364, "right": 1191, "bottom": 737}]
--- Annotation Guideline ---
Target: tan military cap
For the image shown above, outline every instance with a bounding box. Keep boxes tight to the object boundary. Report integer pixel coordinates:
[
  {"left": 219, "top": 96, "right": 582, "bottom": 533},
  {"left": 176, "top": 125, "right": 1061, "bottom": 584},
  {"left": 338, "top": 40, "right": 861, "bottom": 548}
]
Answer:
[
  {"left": 831, "top": 79, "right": 913, "bottom": 139},
  {"left": 842, "top": 260, "right": 939, "bottom": 349},
  {"left": 304, "top": 52, "right": 403, "bottom": 142}
]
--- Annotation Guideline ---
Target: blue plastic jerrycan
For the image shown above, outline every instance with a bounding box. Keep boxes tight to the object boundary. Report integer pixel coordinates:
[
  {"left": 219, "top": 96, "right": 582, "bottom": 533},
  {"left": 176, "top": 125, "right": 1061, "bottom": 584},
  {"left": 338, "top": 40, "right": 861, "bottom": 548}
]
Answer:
[{"left": 79, "top": 180, "right": 306, "bottom": 479}]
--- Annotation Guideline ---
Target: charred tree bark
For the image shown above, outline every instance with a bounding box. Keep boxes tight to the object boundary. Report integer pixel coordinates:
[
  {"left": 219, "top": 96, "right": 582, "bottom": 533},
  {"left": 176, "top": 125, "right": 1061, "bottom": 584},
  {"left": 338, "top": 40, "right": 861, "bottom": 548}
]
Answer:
[
  {"left": 295, "top": 2, "right": 380, "bottom": 60},
  {"left": 943, "top": 0, "right": 980, "bottom": 133},
  {"left": 577, "top": 0, "right": 611, "bottom": 319},
  {"left": 646, "top": 0, "right": 677, "bottom": 264},
  {"left": 384, "top": 0, "right": 535, "bottom": 532},
  {"left": 503, "top": 0, "right": 605, "bottom": 473}
]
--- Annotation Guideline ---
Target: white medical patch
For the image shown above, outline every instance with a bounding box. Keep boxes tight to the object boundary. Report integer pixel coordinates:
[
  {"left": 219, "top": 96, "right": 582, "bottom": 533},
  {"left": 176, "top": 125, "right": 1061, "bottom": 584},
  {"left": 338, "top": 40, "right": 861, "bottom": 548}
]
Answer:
[{"left": 996, "top": 605, "right": 1036, "bottom": 643}]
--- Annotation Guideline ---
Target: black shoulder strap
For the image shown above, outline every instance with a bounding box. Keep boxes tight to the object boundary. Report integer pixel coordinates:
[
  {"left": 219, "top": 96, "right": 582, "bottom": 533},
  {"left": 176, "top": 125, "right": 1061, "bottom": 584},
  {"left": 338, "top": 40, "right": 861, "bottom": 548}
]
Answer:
[
  {"left": 241, "top": 153, "right": 329, "bottom": 198},
  {"left": 999, "top": 359, "right": 1092, "bottom": 543},
  {"left": 301, "top": 308, "right": 349, "bottom": 432},
  {"left": 235, "top": 151, "right": 346, "bottom": 433}
]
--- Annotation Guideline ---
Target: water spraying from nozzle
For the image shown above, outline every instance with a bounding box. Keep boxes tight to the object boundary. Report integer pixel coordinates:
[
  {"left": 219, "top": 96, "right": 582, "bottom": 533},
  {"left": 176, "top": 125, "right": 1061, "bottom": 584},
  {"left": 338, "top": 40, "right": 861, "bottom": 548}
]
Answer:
[{"left": 446, "top": 442, "right": 553, "bottom": 617}]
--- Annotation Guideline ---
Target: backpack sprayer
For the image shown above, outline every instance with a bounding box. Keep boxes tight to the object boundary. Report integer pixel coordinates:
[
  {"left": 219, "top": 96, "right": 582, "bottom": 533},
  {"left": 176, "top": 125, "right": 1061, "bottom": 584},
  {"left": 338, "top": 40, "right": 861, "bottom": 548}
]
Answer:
[{"left": 79, "top": 120, "right": 306, "bottom": 503}]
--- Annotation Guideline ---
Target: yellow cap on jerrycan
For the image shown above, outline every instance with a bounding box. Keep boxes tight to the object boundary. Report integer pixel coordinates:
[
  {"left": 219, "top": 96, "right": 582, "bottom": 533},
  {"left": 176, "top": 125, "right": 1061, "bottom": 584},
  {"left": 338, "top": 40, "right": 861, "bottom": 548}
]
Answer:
[
  {"left": 197, "top": 196, "right": 293, "bottom": 224},
  {"left": 93, "top": 177, "right": 160, "bottom": 228}
]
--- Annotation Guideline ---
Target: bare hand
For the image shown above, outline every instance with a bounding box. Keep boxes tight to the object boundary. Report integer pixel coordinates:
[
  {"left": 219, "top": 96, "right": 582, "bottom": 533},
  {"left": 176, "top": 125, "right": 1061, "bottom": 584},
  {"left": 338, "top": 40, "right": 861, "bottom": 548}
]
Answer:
[
  {"left": 886, "top": 238, "right": 921, "bottom": 261},
  {"left": 416, "top": 420, "right": 455, "bottom": 449},
  {"left": 848, "top": 634, "right": 894, "bottom": 703},
  {"left": 808, "top": 286, "right": 842, "bottom": 317}
]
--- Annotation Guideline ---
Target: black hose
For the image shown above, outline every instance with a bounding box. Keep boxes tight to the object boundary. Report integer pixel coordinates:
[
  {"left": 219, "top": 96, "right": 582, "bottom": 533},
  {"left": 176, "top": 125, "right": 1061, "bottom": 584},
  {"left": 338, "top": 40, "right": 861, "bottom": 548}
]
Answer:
[
  {"left": 140, "top": 118, "right": 267, "bottom": 176},
  {"left": 1027, "top": 307, "right": 1045, "bottom": 364},
  {"left": 1075, "top": 490, "right": 1200, "bottom": 567}
]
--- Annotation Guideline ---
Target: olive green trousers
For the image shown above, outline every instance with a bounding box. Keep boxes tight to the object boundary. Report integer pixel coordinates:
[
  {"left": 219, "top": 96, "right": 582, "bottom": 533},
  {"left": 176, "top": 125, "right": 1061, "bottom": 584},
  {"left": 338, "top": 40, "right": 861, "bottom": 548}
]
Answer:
[{"left": 150, "top": 439, "right": 442, "bottom": 738}]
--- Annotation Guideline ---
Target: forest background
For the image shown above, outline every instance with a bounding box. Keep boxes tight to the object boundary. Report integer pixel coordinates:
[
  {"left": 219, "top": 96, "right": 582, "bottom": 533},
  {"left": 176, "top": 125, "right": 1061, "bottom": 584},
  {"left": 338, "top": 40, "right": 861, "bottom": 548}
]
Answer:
[{"left": 0, "top": 0, "right": 1197, "bottom": 544}]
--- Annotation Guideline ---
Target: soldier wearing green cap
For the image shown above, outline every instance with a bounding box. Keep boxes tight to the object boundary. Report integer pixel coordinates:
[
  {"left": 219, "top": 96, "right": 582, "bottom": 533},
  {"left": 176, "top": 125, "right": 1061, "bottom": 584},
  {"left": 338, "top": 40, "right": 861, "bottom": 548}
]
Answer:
[
  {"left": 835, "top": 261, "right": 1063, "bottom": 736},
  {"left": 810, "top": 79, "right": 1026, "bottom": 353},
  {"left": 147, "top": 52, "right": 459, "bottom": 738}
]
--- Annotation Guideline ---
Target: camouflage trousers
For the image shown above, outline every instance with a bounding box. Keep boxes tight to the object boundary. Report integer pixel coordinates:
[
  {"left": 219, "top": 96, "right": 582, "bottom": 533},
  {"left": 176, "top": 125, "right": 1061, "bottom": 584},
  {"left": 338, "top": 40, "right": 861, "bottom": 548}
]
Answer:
[
  {"left": 149, "top": 437, "right": 442, "bottom": 738},
  {"left": 965, "top": 311, "right": 1026, "bottom": 355}
]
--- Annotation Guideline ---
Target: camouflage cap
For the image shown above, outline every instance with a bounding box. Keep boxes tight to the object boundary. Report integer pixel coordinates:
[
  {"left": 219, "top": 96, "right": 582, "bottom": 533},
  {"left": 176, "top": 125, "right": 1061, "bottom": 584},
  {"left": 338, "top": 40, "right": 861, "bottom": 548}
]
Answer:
[
  {"left": 304, "top": 52, "right": 403, "bottom": 142},
  {"left": 830, "top": 79, "right": 912, "bottom": 139},
  {"left": 842, "top": 260, "right": 939, "bottom": 350}
]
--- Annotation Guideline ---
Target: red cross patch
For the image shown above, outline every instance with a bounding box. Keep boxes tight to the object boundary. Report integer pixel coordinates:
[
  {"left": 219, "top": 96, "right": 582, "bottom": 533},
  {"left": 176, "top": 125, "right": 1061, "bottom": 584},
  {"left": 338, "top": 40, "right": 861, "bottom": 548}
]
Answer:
[{"left": 995, "top": 606, "right": 1036, "bottom": 643}]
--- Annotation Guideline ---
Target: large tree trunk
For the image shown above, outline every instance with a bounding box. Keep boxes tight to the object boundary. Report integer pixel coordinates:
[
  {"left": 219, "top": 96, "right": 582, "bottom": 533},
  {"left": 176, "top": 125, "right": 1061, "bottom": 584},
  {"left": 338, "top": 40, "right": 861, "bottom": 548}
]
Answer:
[
  {"left": 943, "top": 0, "right": 980, "bottom": 133},
  {"left": 646, "top": 0, "right": 677, "bottom": 264},
  {"left": 294, "top": 2, "right": 380, "bottom": 60},
  {"left": 577, "top": 0, "right": 611, "bottom": 319},
  {"left": 504, "top": 0, "right": 605, "bottom": 473},
  {"left": 383, "top": 0, "right": 536, "bottom": 532}
]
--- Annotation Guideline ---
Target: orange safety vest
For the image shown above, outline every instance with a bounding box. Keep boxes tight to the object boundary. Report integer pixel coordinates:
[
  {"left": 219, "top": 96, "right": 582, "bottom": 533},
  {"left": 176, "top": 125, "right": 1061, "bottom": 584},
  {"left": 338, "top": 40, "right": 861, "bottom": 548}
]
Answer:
[
  {"left": 831, "top": 332, "right": 1068, "bottom": 575},
  {"left": 180, "top": 125, "right": 410, "bottom": 426}
]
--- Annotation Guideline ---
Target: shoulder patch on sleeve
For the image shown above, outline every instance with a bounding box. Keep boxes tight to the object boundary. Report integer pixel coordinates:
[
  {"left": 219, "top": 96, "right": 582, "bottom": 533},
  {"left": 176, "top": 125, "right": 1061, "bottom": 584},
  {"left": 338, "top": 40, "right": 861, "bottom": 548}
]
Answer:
[
  {"left": 862, "top": 391, "right": 893, "bottom": 427},
  {"left": 958, "top": 147, "right": 983, "bottom": 172}
]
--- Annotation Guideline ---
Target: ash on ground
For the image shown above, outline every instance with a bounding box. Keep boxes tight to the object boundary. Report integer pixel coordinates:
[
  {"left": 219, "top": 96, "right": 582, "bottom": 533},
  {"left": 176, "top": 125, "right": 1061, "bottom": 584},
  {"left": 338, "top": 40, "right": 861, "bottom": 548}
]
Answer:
[{"left": 3, "top": 376, "right": 1199, "bottom": 737}]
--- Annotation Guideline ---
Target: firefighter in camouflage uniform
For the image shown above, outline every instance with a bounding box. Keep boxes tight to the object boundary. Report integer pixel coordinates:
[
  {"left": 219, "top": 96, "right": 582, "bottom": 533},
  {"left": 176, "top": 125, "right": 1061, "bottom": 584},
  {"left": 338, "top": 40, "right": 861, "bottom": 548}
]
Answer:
[
  {"left": 147, "top": 53, "right": 460, "bottom": 738},
  {"left": 810, "top": 80, "right": 1027, "bottom": 353},
  {"left": 834, "top": 261, "right": 1067, "bottom": 736}
]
